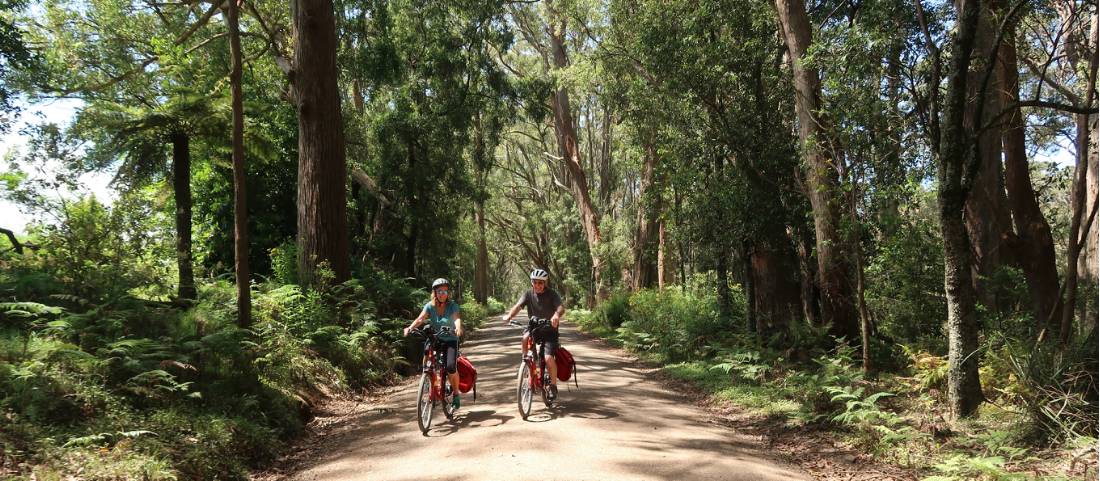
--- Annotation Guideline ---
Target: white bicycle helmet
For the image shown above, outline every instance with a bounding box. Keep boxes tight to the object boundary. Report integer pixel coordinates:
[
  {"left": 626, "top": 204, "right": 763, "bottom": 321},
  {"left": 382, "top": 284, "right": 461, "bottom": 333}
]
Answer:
[
  {"left": 529, "top": 268, "right": 549, "bottom": 281},
  {"left": 431, "top": 278, "right": 450, "bottom": 289}
]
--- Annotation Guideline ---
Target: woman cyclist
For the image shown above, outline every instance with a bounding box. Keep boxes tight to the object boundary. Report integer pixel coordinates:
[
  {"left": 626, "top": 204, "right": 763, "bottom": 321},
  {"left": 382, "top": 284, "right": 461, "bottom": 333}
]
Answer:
[{"left": 403, "top": 278, "right": 465, "bottom": 409}]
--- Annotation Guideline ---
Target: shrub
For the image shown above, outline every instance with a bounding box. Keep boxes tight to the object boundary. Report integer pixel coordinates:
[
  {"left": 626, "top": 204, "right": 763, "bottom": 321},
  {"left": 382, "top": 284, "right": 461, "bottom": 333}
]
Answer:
[{"left": 620, "top": 288, "right": 721, "bottom": 362}]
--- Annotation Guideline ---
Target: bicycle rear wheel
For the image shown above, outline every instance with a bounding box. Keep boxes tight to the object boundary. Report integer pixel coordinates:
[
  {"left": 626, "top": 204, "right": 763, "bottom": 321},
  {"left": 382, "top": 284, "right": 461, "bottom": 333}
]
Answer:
[
  {"left": 516, "top": 361, "right": 533, "bottom": 420},
  {"left": 416, "top": 372, "right": 434, "bottom": 434}
]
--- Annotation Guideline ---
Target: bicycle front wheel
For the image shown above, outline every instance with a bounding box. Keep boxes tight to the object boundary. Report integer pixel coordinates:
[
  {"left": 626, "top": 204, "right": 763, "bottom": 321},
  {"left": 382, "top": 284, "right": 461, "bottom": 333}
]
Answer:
[
  {"left": 416, "top": 372, "right": 434, "bottom": 434},
  {"left": 516, "top": 361, "right": 533, "bottom": 420},
  {"left": 441, "top": 375, "right": 455, "bottom": 421}
]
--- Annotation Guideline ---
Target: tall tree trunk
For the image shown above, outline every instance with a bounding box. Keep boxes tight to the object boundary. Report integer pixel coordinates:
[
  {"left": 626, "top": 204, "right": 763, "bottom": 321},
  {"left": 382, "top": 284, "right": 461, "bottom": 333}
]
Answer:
[
  {"left": 717, "top": 250, "right": 732, "bottom": 324},
  {"left": 773, "top": 0, "right": 859, "bottom": 340},
  {"left": 547, "top": 14, "right": 605, "bottom": 301},
  {"left": 963, "top": 0, "right": 1015, "bottom": 313},
  {"left": 998, "top": 29, "right": 1064, "bottom": 332},
  {"left": 845, "top": 165, "right": 873, "bottom": 373},
  {"left": 793, "top": 221, "right": 821, "bottom": 326},
  {"left": 171, "top": 132, "right": 197, "bottom": 301},
  {"left": 475, "top": 199, "right": 489, "bottom": 304},
  {"left": 1080, "top": 112, "right": 1099, "bottom": 334},
  {"left": 658, "top": 220, "right": 668, "bottom": 289},
  {"left": 675, "top": 188, "right": 687, "bottom": 286},
  {"left": 1061, "top": 67, "right": 1098, "bottom": 345},
  {"left": 940, "top": 0, "right": 985, "bottom": 417},
  {"left": 633, "top": 136, "right": 660, "bottom": 290},
  {"left": 227, "top": 0, "right": 250, "bottom": 327},
  {"left": 294, "top": 0, "right": 350, "bottom": 286},
  {"left": 751, "top": 239, "right": 803, "bottom": 333},
  {"left": 742, "top": 240, "right": 757, "bottom": 334},
  {"left": 1066, "top": 10, "right": 1100, "bottom": 343}
]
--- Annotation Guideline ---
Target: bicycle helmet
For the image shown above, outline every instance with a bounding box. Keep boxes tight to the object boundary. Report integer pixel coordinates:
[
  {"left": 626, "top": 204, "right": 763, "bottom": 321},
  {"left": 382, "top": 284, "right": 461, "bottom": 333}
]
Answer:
[
  {"left": 529, "top": 268, "right": 549, "bottom": 281},
  {"left": 431, "top": 278, "right": 450, "bottom": 289}
]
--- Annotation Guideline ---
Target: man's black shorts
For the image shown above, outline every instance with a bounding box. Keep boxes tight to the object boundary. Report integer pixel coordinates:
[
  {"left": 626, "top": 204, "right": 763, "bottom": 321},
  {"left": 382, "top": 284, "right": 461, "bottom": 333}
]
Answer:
[{"left": 529, "top": 325, "right": 559, "bottom": 356}]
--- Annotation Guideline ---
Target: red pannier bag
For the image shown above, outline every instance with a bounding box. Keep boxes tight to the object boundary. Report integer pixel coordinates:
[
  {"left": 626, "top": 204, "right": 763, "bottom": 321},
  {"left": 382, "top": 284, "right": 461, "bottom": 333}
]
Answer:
[
  {"left": 555, "top": 346, "right": 578, "bottom": 387},
  {"left": 457, "top": 355, "right": 477, "bottom": 394}
]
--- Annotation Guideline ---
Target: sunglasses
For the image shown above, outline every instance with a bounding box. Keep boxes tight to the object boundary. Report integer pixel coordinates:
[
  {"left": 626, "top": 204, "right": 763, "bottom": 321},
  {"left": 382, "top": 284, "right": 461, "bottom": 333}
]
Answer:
[
  {"left": 531, "top": 280, "right": 546, "bottom": 285},
  {"left": 435, "top": 289, "right": 449, "bottom": 295}
]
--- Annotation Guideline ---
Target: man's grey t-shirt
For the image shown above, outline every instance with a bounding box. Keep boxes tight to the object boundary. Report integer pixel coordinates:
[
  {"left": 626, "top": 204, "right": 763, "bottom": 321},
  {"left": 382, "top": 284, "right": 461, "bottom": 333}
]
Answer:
[{"left": 517, "top": 288, "right": 562, "bottom": 320}]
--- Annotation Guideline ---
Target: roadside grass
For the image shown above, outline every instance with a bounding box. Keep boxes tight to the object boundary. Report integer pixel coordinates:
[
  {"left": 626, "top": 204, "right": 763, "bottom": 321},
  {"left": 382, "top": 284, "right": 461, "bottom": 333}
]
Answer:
[{"left": 571, "top": 291, "right": 1098, "bottom": 481}]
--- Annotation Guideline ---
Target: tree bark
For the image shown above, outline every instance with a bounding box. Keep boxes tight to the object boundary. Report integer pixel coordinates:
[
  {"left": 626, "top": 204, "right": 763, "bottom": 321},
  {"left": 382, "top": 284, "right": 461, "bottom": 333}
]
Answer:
[
  {"left": 998, "top": 29, "right": 1064, "bottom": 331},
  {"left": 940, "top": 0, "right": 985, "bottom": 417},
  {"left": 294, "top": 0, "right": 350, "bottom": 287},
  {"left": 1080, "top": 112, "right": 1099, "bottom": 334},
  {"left": 717, "top": 250, "right": 732, "bottom": 324},
  {"left": 658, "top": 219, "right": 668, "bottom": 289},
  {"left": 170, "top": 132, "right": 197, "bottom": 301},
  {"left": 743, "top": 240, "right": 757, "bottom": 334},
  {"left": 227, "top": 0, "right": 250, "bottom": 327},
  {"left": 475, "top": 199, "right": 489, "bottom": 304},
  {"left": 963, "top": 0, "right": 1015, "bottom": 312},
  {"left": 1061, "top": 66, "right": 1098, "bottom": 345},
  {"left": 1071, "top": 9, "right": 1100, "bottom": 341},
  {"left": 751, "top": 239, "right": 803, "bottom": 333},
  {"left": 793, "top": 222, "right": 821, "bottom": 326},
  {"left": 633, "top": 137, "right": 660, "bottom": 290},
  {"left": 547, "top": 14, "right": 606, "bottom": 301},
  {"left": 773, "top": 0, "right": 860, "bottom": 340}
]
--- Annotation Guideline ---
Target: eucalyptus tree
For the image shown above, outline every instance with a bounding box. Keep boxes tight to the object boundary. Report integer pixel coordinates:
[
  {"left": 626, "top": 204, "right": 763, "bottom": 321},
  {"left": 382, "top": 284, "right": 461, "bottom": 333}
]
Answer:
[
  {"left": 929, "top": 0, "right": 986, "bottom": 418},
  {"left": 286, "top": 0, "right": 351, "bottom": 287},
  {"left": 505, "top": 0, "right": 611, "bottom": 302},
  {"left": 772, "top": 0, "right": 860, "bottom": 340},
  {"left": 347, "top": 0, "right": 512, "bottom": 285},
  {"left": 603, "top": 0, "right": 808, "bottom": 332}
]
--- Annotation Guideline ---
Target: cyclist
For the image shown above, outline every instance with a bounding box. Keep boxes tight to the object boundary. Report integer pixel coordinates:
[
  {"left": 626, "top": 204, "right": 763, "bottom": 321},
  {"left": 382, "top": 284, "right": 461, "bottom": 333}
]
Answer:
[
  {"left": 403, "top": 278, "right": 464, "bottom": 408},
  {"left": 501, "top": 268, "right": 565, "bottom": 400}
]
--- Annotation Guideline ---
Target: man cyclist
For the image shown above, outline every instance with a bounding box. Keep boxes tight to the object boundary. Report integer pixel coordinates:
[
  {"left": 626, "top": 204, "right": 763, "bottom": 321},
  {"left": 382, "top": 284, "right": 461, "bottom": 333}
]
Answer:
[{"left": 501, "top": 268, "right": 565, "bottom": 400}]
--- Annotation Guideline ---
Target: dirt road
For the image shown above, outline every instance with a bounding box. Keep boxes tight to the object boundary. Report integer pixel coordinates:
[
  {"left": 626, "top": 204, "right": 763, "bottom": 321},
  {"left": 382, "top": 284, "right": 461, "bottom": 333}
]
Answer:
[{"left": 283, "top": 317, "right": 813, "bottom": 481}]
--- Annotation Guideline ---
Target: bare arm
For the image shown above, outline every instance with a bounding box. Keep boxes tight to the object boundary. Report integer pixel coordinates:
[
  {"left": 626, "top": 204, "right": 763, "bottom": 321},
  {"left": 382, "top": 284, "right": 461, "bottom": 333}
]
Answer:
[
  {"left": 551, "top": 304, "right": 565, "bottom": 329},
  {"left": 502, "top": 300, "right": 525, "bottom": 324},
  {"left": 404, "top": 309, "right": 429, "bottom": 337},
  {"left": 454, "top": 311, "right": 464, "bottom": 338}
]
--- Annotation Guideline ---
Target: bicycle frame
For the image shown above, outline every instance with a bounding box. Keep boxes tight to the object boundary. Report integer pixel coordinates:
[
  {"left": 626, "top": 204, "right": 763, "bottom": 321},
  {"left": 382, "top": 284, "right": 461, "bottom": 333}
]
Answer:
[
  {"left": 522, "top": 334, "right": 551, "bottom": 391},
  {"left": 422, "top": 336, "right": 448, "bottom": 402}
]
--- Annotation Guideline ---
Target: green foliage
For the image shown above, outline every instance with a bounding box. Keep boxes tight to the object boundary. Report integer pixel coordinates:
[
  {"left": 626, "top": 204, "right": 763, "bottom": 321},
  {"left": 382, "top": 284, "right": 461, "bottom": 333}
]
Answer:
[
  {"left": 269, "top": 241, "right": 298, "bottom": 285},
  {"left": 616, "top": 288, "right": 722, "bottom": 362},
  {"left": 923, "top": 454, "right": 1030, "bottom": 481},
  {"left": 710, "top": 348, "right": 771, "bottom": 384},
  {"left": 826, "top": 386, "right": 898, "bottom": 427},
  {"left": 992, "top": 339, "right": 1099, "bottom": 443},
  {"left": 0, "top": 271, "right": 423, "bottom": 479}
]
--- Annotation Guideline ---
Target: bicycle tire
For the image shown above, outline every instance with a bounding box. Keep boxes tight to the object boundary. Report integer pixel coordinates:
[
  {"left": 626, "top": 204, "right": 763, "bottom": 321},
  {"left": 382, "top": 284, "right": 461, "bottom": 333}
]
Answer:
[
  {"left": 541, "top": 369, "right": 552, "bottom": 408},
  {"left": 442, "top": 375, "right": 455, "bottom": 420},
  {"left": 416, "top": 372, "right": 433, "bottom": 434},
  {"left": 516, "top": 361, "right": 533, "bottom": 420}
]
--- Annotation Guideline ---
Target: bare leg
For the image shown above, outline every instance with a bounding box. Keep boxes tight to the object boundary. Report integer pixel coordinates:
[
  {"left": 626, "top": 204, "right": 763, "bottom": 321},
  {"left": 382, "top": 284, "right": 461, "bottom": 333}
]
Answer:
[{"left": 545, "top": 354, "right": 558, "bottom": 386}]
